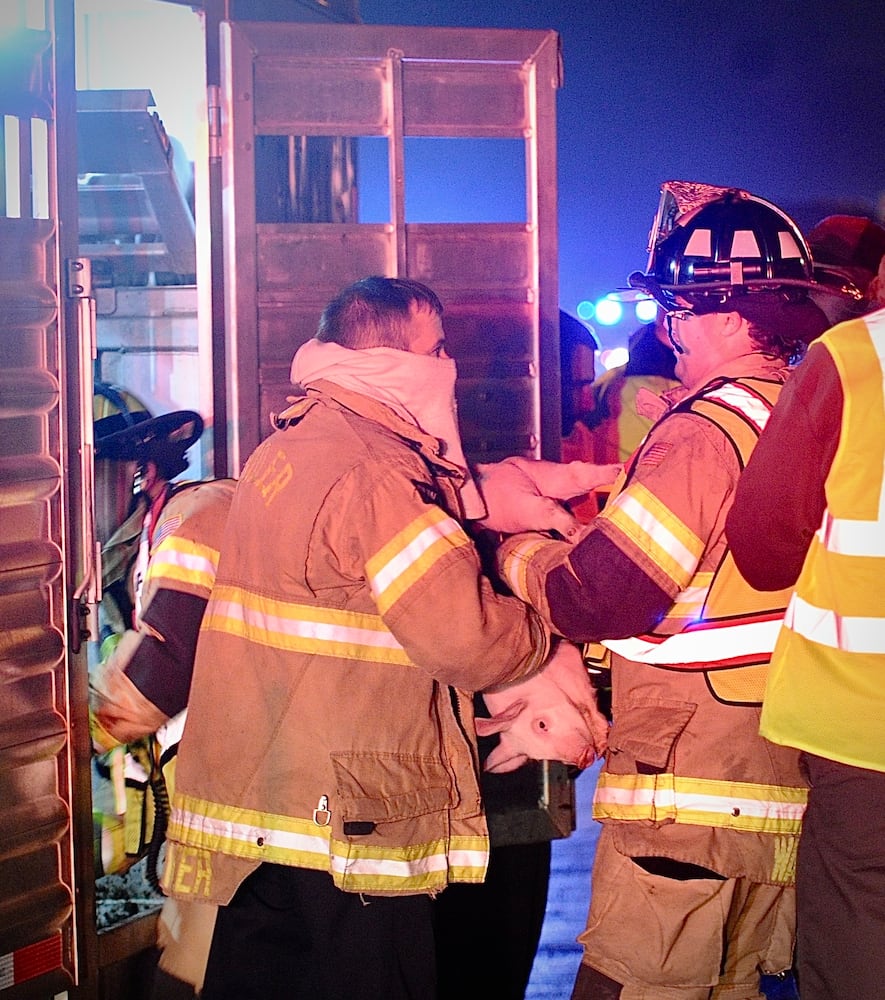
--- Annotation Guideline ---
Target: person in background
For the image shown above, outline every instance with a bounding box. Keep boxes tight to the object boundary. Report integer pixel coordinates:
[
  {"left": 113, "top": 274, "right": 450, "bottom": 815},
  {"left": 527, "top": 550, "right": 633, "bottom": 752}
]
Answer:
[
  {"left": 160, "top": 276, "right": 593, "bottom": 1000},
  {"left": 92, "top": 382, "right": 204, "bottom": 644},
  {"left": 90, "top": 385, "right": 204, "bottom": 881},
  {"left": 726, "top": 215, "right": 885, "bottom": 1000},
  {"left": 90, "top": 476, "right": 235, "bottom": 1000},
  {"left": 807, "top": 212, "right": 885, "bottom": 324},
  {"left": 584, "top": 312, "right": 678, "bottom": 468},
  {"left": 482, "top": 181, "right": 855, "bottom": 999},
  {"left": 560, "top": 309, "right": 610, "bottom": 522}
]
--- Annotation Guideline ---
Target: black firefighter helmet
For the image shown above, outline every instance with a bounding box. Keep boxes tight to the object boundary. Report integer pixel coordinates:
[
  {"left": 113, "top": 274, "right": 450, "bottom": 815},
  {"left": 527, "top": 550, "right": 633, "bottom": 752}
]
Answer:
[
  {"left": 628, "top": 180, "right": 864, "bottom": 314},
  {"left": 93, "top": 380, "right": 203, "bottom": 481}
]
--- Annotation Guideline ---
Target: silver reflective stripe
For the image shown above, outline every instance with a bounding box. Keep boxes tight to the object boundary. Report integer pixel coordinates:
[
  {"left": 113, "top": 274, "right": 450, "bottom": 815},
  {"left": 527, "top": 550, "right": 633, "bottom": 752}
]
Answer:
[
  {"left": 603, "top": 618, "right": 782, "bottom": 665},
  {"left": 785, "top": 592, "right": 885, "bottom": 654}
]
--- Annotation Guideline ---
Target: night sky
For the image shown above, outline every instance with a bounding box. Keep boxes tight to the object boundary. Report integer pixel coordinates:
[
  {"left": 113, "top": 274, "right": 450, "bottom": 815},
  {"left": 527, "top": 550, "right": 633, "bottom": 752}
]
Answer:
[{"left": 357, "top": 0, "right": 885, "bottom": 348}]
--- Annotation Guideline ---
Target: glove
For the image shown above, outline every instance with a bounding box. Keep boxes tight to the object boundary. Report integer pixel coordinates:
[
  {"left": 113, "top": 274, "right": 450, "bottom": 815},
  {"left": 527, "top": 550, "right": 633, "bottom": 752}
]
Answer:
[{"left": 474, "top": 457, "right": 621, "bottom": 537}]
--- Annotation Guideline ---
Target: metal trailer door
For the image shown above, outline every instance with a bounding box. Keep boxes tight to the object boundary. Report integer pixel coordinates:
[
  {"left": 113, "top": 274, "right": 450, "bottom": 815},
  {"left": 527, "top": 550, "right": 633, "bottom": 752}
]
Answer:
[
  {"left": 218, "top": 21, "right": 562, "bottom": 474},
  {"left": 0, "top": 1, "right": 97, "bottom": 997}
]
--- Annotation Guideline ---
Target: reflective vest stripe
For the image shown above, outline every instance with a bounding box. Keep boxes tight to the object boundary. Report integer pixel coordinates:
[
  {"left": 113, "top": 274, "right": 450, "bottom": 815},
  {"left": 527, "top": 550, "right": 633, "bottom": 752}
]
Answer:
[
  {"left": 147, "top": 538, "right": 219, "bottom": 593},
  {"left": 703, "top": 382, "right": 772, "bottom": 430},
  {"left": 604, "top": 618, "right": 783, "bottom": 665},
  {"left": 819, "top": 509, "right": 885, "bottom": 557},
  {"left": 593, "top": 772, "right": 806, "bottom": 834},
  {"left": 202, "top": 586, "right": 411, "bottom": 664},
  {"left": 367, "top": 507, "right": 472, "bottom": 615},
  {"left": 785, "top": 592, "right": 885, "bottom": 654},
  {"left": 167, "top": 797, "right": 489, "bottom": 891}
]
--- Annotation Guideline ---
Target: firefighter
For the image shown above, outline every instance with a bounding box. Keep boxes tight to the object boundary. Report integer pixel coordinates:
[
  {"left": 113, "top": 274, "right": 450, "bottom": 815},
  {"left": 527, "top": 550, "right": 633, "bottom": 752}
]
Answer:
[
  {"left": 158, "top": 276, "right": 559, "bottom": 1000},
  {"left": 89, "top": 357, "right": 613, "bottom": 998},
  {"left": 90, "top": 475, "right": 234, "bottom": 999},
  {"left": 90, "top": 384, "right": 203, "bottom": 881},
  {"left": 482, "top": 181, "right": 857, "bottom": 999},
  {"left": 92, "top": 382, "right": 203, "bottom": 643}
]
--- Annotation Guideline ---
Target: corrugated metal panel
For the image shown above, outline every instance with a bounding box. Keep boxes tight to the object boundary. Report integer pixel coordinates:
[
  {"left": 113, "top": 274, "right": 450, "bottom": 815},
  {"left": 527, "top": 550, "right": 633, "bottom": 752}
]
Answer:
[
  {"left": 0, "top": 3, "right": 84, "bottom": 995},
  {"left": 0, "top": 208, "right": 75, "bottom": 993}
]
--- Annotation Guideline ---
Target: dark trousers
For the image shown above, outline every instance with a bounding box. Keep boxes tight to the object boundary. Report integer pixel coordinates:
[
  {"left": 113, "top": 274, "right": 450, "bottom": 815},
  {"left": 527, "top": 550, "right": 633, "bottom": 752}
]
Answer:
[
  {"left": 200, "top": 864, "right": 436, "bottom": 1000},
  {"left": 434, "top": 841, "right": 551, "bottom": 1000},
  {"left": 796, "top": 752, "right": 885, "bottom": 1000}
]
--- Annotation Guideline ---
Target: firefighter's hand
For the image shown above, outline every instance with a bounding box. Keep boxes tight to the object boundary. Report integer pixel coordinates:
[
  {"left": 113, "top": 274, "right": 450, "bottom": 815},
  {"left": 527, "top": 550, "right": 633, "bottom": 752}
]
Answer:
[{"left": 474, "top": 457, "right": 621, "bottom": 538}]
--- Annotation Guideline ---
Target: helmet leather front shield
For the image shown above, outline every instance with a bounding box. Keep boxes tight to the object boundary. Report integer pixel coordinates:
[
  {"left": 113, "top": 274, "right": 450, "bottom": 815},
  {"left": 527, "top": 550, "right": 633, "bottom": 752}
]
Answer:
[
  {"left": 646, "top": 181, "right": 735, "bottom": 261},
  {"left": 629, "top": 180, "right": 817, "bottom": 309}
]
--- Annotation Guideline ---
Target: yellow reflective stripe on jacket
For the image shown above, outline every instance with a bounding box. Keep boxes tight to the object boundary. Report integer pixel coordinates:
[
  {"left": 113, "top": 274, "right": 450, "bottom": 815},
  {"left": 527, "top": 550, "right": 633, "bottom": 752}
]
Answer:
[
  {"left": 593, "top": 771, "right": 806, "bottom": 834},
  {"left": 500, "top": 535, "right": 558, "bottom": 604},
  {"left": 668, "top": 574, "right": 712, "bottom": 620},
  {"left": 167, "top": 794, "right": 488, "bottom": 893},
  {"left": 146, "top": 536, "right": 220, "bottom": 595},
  {"left": 202, "top": 585, "right": 411, "bottom": 665},
  {"left": 603, "top": 482, "right": 703, "bottom": 589},
  {"left": 367, "top": 506, "right": 472, "bottom": 615}
]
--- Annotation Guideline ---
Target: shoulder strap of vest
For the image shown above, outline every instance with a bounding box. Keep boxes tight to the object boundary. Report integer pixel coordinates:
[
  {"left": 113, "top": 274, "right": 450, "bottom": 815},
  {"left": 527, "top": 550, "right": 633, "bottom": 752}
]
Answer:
[
  {"left": 674, "top": 376, "right": 783, "bottom": 469},
  {"left": 620, "top": 375, "right": 783, "bottom": 489}
]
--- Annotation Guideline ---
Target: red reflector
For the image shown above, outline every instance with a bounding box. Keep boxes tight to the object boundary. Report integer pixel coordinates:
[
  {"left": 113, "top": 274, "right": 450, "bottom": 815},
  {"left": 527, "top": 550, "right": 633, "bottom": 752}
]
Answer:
[{"left": 0, "top": 933, "right": 63, "bottom": 990}]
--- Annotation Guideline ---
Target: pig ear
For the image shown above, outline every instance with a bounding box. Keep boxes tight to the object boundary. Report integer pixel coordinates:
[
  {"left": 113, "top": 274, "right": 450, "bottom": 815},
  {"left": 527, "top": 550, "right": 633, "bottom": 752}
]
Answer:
[
  {"left": 483, "top": 743, "right": 530, "bottom": 774},
  {"left": 475, "top": 698, "right": 527, "bottom": 737}
]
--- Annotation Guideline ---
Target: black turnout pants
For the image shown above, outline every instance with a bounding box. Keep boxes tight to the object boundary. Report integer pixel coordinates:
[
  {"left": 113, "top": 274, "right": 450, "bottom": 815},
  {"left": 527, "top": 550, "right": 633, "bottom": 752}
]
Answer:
[{"left": 200, "top": 863, "right": 436, "bottom": 1000}]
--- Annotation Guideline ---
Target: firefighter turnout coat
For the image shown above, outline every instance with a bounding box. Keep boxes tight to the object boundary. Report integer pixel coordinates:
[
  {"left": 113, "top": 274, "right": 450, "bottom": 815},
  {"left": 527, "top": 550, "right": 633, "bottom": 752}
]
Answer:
[
  {"left": 90, "top": 477, "right": 237, "bottom": 751},
  {"left": 498, "top": 354, "right": 808, "bottom": 886},
  {"left": 163, "top": 382, "right": 549, "bottom": 905}
]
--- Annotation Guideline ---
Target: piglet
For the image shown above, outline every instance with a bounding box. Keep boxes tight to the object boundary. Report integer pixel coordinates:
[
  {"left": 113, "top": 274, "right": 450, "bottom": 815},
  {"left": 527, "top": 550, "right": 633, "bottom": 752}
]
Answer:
[{"left": 476, "top": 640, "right": 609, "bottom": 773}]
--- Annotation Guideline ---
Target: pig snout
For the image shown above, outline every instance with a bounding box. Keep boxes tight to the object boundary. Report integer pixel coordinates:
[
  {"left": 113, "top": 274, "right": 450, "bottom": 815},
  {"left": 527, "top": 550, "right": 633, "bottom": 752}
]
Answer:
[
  {"left": 477, "top": 641, "right": 609, "bottom": 773},
  {"left": 476, "top": 696, "right": 606, "bottom": 773}
]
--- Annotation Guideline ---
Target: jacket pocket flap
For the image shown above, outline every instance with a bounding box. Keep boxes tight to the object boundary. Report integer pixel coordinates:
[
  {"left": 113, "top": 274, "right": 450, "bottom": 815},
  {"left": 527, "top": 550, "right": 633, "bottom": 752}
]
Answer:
[
  {"left": 608, "top": 697, "right": 696, "bottom": 769},
  {"left": 331, "top": 752, "right": 453, "bottom": 823}
]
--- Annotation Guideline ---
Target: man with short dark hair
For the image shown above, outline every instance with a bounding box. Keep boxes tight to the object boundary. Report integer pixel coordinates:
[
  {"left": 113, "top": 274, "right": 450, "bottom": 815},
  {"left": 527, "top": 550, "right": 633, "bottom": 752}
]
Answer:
[{"left": 162, "top": 275, "right": 555, "bottom": 1000}]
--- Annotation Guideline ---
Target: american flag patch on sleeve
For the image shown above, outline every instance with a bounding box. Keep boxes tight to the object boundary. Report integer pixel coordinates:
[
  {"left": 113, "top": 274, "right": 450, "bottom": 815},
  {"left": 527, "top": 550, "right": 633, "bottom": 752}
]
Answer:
[
  {"left": 152, "top": 514, "right": 183, "bottom": 549},
  {"left": 638, "top": 441, "right": 672, "bottom": 467}
]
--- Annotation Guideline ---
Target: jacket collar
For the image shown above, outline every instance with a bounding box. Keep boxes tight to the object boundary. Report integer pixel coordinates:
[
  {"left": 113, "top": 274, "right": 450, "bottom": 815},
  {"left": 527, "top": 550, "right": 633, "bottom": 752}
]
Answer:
[{"left": 305, "top": 380, "right": 471, "bottom": 483}]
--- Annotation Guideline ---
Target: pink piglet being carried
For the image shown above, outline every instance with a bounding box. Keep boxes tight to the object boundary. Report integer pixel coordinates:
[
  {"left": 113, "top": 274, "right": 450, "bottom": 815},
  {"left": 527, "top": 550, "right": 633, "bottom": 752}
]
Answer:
[{"left": 477, "top": 639, "right": 609, "bottom": 773}]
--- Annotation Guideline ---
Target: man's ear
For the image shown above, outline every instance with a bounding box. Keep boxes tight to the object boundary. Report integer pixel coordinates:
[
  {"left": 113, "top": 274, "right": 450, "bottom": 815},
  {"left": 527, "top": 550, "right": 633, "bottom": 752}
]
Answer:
[{"left": 721, "top": 309, "right": 749, "bottom": 339}]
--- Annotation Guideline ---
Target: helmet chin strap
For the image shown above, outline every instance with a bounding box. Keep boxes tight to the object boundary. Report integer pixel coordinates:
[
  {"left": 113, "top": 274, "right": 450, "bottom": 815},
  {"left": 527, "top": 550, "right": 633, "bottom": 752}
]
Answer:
[{"left": 664, "top": 314, "right": 686, "bottom": 354}]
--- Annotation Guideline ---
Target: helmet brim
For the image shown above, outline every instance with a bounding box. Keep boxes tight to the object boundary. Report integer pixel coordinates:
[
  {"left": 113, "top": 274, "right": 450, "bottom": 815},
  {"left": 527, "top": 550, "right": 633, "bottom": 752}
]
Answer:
[
  {"left": 629, "top": 268, "right": 862, "bottom": 311},
  {"left": 95, "top": 409, "right": 204, "bottom": 462}
]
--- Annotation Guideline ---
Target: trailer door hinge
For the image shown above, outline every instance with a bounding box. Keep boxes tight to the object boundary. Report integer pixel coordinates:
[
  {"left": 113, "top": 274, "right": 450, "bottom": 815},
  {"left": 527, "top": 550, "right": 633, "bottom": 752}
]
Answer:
[
  {"left": 208, "top": 83, "right": 222, "bottom": 161},
  {"left": 66, "top": 257, "right": 92, "bottom": 300}
]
